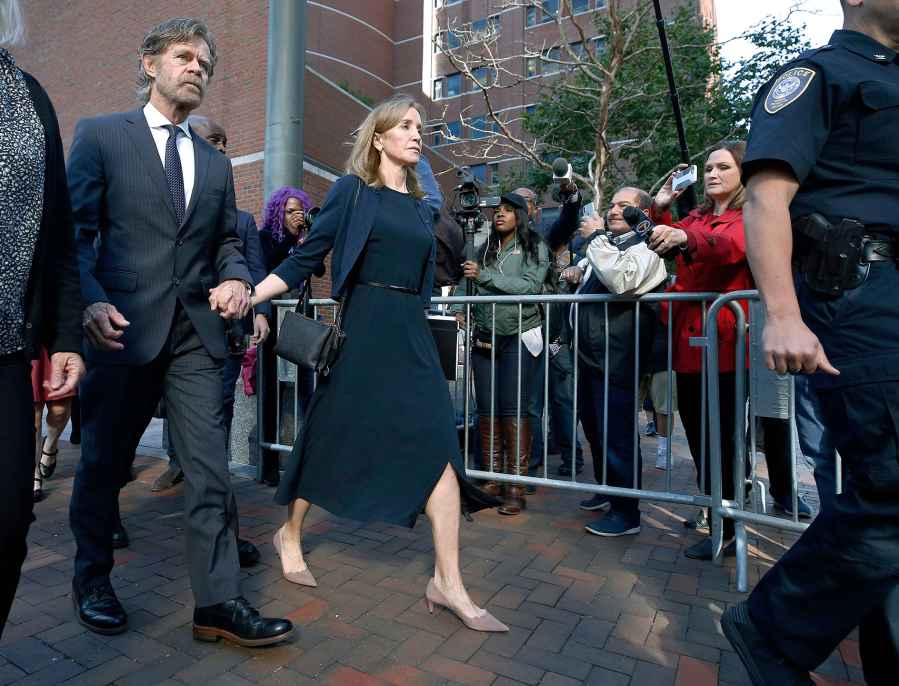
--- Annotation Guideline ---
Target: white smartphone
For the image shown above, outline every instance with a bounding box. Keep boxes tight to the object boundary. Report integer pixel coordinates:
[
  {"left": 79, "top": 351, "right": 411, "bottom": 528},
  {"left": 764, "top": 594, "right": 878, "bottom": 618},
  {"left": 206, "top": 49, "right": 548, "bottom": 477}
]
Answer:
[
  {"left": 671, "top": 165, "right": 698, "bottom": 193},
  {"left": 580, "top": 201, "right": 595, "bottom": 219}
]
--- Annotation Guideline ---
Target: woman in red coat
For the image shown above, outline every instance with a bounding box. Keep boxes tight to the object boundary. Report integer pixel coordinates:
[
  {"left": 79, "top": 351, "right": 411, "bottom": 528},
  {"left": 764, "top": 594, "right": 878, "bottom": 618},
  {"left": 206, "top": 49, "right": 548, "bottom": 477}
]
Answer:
[{"left": 649, "top": 141, "right": 751, "bottom": 560}]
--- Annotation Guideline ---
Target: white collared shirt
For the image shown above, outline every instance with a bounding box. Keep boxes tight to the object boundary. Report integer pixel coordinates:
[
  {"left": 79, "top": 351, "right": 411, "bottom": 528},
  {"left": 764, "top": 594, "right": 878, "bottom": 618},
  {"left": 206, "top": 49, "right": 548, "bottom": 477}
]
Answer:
[{"left": 142, "top": 101, "right": 195, "bottom": 210}]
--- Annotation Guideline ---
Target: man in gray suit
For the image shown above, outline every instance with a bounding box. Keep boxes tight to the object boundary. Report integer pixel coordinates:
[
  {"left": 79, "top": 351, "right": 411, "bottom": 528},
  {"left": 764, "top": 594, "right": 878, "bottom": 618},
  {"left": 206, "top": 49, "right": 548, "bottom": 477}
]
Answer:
[{"left": 67, "top": 18, "right": 292, "bottom": 646}]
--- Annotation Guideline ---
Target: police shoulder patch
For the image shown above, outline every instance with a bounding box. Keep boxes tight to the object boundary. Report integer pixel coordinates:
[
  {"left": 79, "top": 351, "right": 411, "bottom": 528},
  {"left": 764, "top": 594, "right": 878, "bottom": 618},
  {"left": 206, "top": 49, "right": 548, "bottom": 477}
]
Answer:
[{"left": 765, "top": 67, "right": 817, "bottom": 114}]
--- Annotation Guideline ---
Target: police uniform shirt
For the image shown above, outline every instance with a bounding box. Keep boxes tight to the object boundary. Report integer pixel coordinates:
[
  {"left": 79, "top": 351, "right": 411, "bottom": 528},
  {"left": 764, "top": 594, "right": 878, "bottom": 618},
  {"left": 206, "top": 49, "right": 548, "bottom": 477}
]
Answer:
[
  {"left": 743, "top": 30, "right": 899, "bottom": 229},
  {"left": 743, "top": 30, "right": 899, "bottom": 388}
]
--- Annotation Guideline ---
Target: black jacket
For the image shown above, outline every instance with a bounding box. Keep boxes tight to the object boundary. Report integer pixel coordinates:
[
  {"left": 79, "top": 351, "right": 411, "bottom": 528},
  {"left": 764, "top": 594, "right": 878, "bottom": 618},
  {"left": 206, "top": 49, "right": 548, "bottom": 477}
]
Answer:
[{"left": 20, "top": 71, "right": 82, "bottom": 359}]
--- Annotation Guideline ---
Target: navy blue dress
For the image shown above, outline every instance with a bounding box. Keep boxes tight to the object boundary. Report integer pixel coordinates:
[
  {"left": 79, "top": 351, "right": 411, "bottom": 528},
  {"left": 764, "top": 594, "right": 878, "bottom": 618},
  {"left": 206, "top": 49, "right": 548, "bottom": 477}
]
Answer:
[{"left": 274, "top": 187, "right": 497, "bottom": 527}]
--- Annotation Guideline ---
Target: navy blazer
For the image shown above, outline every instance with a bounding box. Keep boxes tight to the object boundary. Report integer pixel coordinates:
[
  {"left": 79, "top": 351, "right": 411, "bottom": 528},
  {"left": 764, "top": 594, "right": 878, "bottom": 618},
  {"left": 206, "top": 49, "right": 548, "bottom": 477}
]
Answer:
[
  {"left": 236, "top": 209, "right": 272, "bottom": 319},
  {"left": 273, "top": 175, "right": 437, "bottom": 306},
  {"left": 68, "top": 109, "right": 252, "bottom": 365}
]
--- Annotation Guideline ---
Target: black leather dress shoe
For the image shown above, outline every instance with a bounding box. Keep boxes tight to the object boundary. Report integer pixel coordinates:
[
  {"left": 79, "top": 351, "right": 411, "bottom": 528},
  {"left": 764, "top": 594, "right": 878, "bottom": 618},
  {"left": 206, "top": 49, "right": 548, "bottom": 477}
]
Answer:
[
  {"left": 112, "top": 522, "right": 129, "bottom": 549},
  {"left": 193, "top": 597, "right": 293, "bottom": 647},
  {"left": 721, "top": 602, "right": 814, "bottom": 686},
  {"left": 73, "top": 581, "right": 128, "bottom": 635},
  {"left": 684, "top": 536, "right": 736, "bottom": 561},
  {"left": 238, "top": 538, "right": 260, "bottom": 567}
]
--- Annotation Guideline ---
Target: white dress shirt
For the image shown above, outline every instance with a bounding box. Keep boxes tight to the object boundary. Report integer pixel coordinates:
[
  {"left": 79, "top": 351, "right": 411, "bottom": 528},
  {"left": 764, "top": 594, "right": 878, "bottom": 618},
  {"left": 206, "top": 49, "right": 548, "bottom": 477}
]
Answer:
[{"left": 143, "top": 102, "right": 195, "bottom": 210}]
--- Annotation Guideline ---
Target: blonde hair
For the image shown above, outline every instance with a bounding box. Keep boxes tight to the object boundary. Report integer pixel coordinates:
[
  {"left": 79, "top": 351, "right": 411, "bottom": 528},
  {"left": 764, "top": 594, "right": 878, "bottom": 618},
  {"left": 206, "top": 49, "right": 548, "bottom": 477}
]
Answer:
[
  {"left": 345, "top": 94, "right": 425, "bottom": 198},
  {"left": 699, "top": 141, "right": 746, "bottom": 214}
]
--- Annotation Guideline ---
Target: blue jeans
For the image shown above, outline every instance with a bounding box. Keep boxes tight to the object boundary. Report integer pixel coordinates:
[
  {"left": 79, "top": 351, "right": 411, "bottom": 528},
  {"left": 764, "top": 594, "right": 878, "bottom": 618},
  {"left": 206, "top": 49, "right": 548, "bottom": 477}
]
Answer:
[
  {"left": 577, "top": 361, "right": 641, "bottom": 521},
  {"left": 794, "top": 376, "right": 838, "bottom": 512},
  {"left": 530, "top": 345, "right": 583, "bottom": 471}
]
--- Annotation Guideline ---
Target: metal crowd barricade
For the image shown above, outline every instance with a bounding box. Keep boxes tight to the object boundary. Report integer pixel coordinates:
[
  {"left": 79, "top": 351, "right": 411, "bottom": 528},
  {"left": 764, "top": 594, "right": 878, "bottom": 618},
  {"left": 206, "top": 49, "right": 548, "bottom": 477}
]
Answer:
[
  {"left": 257, "top": 291, "right": 730, "bottom": 517},
  {"left": 697, "top": 290, "right": 832, "bottom": 593}
]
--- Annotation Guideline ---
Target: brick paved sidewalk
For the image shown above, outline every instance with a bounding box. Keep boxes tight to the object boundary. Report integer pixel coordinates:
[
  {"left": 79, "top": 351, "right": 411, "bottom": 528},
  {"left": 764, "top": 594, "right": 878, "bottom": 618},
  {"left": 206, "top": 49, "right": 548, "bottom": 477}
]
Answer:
[{"left": 1, "top": 435, "right": 865, "bottom": 686}]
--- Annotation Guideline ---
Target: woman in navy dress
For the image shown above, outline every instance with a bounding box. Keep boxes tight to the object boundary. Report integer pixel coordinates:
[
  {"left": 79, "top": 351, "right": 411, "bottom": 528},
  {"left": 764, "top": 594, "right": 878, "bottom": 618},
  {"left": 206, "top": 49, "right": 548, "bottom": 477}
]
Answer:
[{"left": 250, "top": 96, "right": 507, "bottom": 633}]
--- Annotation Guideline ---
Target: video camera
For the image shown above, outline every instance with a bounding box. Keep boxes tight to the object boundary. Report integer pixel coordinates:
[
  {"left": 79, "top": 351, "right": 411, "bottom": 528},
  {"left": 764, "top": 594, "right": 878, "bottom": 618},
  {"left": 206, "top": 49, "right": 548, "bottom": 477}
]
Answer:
[
  {"left": 302, "top": 206, "right": 320, "bottom": 228},
  {"left": 452, "top": 166, "right": 500, "bottom": 260}
]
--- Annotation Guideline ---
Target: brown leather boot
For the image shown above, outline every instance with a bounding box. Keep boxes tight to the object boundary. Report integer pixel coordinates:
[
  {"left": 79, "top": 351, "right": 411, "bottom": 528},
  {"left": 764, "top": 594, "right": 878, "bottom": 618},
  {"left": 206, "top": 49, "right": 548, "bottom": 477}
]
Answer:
[
  {"left": 478, "top": 417, "right": 504, "bottom": 498},
  {"left": 498, "top": 417, "right": 530, "bottom": 516}
]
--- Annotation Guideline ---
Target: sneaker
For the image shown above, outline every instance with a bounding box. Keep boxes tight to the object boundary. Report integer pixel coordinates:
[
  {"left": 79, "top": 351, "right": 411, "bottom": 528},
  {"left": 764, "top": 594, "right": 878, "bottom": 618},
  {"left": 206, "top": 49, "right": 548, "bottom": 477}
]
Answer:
[
  {"left": 643, "top": 419, "right": 657, "bottom": 437},
  {"left": 683, "top": 537, "right": 736, "bottom": 561},
  {"left": 579, "top": 494, "right": 611, "bottom": 512},
  {"left": 585, "top": 512, "right": 641, "bottom": 537},
  {"left": 683, "top": 509, "right": 709, "bottom": 531},
  {"left": 655, "top": 451, "right": 669, "bottom": 470},
  {"left": 772, "top": 494, "right": 813, "bottom": 519},
  {"left": 721, "top": 601, "right": 815, "bottom": 686}
]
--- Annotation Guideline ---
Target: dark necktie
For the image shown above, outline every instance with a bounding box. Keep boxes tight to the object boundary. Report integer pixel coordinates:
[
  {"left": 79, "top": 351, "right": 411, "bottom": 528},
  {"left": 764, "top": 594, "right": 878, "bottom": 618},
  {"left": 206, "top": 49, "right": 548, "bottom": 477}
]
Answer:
[{"left": 163, "top": 124, "right": 185, "bottom": 225}]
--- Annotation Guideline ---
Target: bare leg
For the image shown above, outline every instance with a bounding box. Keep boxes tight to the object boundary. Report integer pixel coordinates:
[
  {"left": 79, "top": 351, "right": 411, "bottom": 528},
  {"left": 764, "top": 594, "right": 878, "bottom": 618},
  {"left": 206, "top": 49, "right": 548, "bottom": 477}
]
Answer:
[
  {"left": 43, "top": 399, "right": 73, "bottom": 453},
  {"left": 425, "top": 463, "right": 483, "bottom": 618},
  {"left": 278, "top": 497, "right": 311, "bottom": 573}
]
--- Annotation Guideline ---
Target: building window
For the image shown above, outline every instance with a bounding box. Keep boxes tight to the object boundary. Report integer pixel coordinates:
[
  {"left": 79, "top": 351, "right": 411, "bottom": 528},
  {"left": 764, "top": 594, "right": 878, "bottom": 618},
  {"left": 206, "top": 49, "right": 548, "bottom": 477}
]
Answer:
[
  {"left": 525, "top": 6, "right": 538, "bottom": 27},
  {"left": 446, "top": 121, "right": 462, "bottom": 140},
  {"left": 470, "top": 116, "right": 496, "bottom": 139},
  {"left": 470, "top": 164, "right": 487, "bottom": 182},
  {"left": 570, "top": 41, "right": 585, "bottom": 59},
  {"left": 436, "top": 30, "right": 460, "bottom": 51},
  {"left": 488, "top": 163, "right": 499, "bottom": 184},
  {"left": 468, "top": 66, "right": 496, "bottom": 91},
  {"left": 526, "top": 57, "right": 539, "bottom": 78},
  {"left": 445, "top": 72, "right": 462, "bottom": 97},
  {"left": 433, "top": 131, "right": 443, "bottom": 146},
  {"left": 541, "top": 0, "right": 559, "bottom": 22},
  {"left": 433, "top": 78, "right": 443, "bottom": 100},
  {"left": 596, "top": 0, "right": 607, "bottom": 7},
  {"left": 592, "top": 36, "right": 606, "bottom": 55},
  {"left": 571, "top": 0, "right": 590, "bottom": 12},
  {"left": 543, "top": 46, "right": 562, "bottom": 74}
]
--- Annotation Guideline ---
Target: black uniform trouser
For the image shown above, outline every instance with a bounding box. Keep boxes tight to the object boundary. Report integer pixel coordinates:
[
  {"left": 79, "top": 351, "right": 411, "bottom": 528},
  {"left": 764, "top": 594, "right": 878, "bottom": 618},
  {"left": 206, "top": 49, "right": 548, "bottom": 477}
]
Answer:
[
  {"left": 0, "top": 353, "right": 36, "bottom": 638},
  {"left": 748, "top": 380, "right": 899, "bottom": 684},
  {"left": 70, "top": 305, "right": 242, "bottom": 607}
]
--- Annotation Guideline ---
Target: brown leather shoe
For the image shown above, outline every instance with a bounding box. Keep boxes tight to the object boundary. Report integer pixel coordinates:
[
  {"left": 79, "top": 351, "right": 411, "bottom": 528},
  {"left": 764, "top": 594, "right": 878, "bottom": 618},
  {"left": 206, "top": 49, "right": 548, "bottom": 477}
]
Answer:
[
  {"left": 498, "top": 417, "right": 530, "bottom": 516},
  {"left": 478, "top": 417, "right": 504, "bottom": 498}
]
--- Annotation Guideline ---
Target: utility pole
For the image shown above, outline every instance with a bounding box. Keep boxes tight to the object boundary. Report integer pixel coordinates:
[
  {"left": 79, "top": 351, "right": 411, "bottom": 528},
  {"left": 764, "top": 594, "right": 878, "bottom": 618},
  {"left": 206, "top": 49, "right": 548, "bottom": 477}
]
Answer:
[{"left": 263, "top": 0, "right": 306, "bottom": 197}]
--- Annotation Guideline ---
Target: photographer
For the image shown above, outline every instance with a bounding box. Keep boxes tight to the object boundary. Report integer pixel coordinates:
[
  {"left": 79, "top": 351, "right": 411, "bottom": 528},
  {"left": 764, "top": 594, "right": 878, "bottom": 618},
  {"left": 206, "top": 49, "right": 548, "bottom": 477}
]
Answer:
[
  {"left": 547, "top": 187, "right": 667, "bottom": 537},
  {"left": 454, "top": 193, "right": 550, "bottom": 516}
]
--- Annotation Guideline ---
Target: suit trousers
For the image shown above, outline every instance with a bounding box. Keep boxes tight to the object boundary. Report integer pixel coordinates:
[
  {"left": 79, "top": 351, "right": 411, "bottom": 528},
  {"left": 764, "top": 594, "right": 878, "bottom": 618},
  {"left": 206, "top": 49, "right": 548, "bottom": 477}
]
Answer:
[
  {"left": 748, "top": 380, "right": 899, "bottom": 683},
  {"left": 0, "top": 353, "right": 36, "bottom": 638},
  {"left": 70, "top": 304, "right": 241, "bottom": 607}
]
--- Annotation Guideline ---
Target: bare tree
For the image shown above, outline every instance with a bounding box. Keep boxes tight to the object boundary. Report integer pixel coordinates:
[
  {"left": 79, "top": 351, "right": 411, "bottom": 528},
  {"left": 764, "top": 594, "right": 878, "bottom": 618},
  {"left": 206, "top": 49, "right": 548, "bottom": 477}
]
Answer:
[{"left": 436, "top": 0, "right": 663, "bottom": 208}]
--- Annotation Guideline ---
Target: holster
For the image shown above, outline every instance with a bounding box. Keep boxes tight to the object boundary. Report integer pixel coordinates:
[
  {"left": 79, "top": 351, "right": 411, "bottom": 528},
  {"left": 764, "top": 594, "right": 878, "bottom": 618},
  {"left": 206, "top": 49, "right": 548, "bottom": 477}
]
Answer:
[{"left": 794, "top": 214, "right": 870, "bottom": 296}]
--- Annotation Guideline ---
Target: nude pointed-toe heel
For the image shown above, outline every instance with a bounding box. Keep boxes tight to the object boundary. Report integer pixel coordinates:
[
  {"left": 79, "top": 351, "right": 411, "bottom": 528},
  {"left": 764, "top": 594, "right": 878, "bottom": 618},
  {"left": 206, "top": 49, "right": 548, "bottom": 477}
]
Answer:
[
  {"left": 425, "top": 578, "right": 508, "bottom": 632},
  {"left": 272, "top": 528, "right": 318, "bottom": 587}
]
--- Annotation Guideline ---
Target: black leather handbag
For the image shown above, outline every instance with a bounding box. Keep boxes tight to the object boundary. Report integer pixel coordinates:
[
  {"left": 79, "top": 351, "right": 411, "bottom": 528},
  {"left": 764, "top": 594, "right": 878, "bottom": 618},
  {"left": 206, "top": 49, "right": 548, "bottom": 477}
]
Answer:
[
  {"left": 274, "top": 292, "right": 345, "bottom": 376},
  {"left": 273, "top": 177, "right": 361, "bottom": 376}
]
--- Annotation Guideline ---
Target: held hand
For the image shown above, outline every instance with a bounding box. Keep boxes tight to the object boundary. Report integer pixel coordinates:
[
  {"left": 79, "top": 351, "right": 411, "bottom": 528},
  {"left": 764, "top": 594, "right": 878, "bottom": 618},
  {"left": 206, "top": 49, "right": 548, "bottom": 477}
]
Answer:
[
  {"left": 763, "top": 313, "right": 840, "bottom": 376},
  {"left": 251, "top": 314, "right": 270, "bottom": 345},
  {"left": 579, "top": 213, "right": 604, "bottom": 239},
  {"left": 44, "top": 352, "right": 86, "bottom": 400},
  {"left": 462, "top": 260, "right": 480, "bottom": 280},
  {"left": 82, "top": 302, "right": 130, "bottom": 351},
  {"left": 561, "top": 266, "right": 583, "bottom": 285},
  {"left": 648, "top": 225, "right": 688, "bottom": 254},
  {"left": 653, "top": 164, "right": 689, "bottom": 212},
  {"left": 208, "top": 279, "right": 250, "bottom": 319},
  {"left": 454, "top": 312, "right": 466, "bottom": 329}
]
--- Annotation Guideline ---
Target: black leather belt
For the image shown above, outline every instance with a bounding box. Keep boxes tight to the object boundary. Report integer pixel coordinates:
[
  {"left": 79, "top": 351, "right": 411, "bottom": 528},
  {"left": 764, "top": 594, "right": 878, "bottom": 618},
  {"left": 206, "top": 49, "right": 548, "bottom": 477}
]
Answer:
[{"left": 358, "top": 280, "right": 420, "bottom": 295}]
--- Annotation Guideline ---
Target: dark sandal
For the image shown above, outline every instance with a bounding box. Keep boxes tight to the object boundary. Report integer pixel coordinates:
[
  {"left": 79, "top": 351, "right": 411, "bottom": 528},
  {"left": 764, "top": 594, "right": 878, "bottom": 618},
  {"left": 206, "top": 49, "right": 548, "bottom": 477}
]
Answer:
[{"left": 39, "top": 438, "right": 58, "bottom": 479}]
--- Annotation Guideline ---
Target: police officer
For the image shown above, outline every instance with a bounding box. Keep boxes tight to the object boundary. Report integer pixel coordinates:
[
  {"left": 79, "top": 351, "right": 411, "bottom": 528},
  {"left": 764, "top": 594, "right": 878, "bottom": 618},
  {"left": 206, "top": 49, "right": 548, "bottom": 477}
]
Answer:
[{"left": 720, "top": 2, "right": 899, "bottom": 685}]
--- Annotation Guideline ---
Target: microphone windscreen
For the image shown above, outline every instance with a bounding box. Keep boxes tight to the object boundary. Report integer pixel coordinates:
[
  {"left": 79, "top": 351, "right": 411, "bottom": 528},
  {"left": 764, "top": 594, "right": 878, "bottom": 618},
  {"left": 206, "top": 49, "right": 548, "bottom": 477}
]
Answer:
[
  {"left": 552, "top": 157, "right": 570, "bottom": 177},
  {"left": 622, "top": 206, "right": 642, "bottom": 227}
]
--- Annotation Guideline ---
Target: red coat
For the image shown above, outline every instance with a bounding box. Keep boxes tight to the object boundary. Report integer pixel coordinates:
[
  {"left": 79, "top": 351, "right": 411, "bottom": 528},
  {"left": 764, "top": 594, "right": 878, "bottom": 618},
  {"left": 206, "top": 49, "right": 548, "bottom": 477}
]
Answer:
[{"left": 659, "top": 208, "right": 753, "bottom": 374}]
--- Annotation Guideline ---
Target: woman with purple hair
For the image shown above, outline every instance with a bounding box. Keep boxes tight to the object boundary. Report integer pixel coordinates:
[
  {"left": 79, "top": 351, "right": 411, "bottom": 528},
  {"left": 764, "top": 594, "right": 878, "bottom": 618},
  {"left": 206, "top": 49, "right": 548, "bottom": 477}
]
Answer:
[{"left": 259, "top": 186, "right": 313, "bottom": 273}]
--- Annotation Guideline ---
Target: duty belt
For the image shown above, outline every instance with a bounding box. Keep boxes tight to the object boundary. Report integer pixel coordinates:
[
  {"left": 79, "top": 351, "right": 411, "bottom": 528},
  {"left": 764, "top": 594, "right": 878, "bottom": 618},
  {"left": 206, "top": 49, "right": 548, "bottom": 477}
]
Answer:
[{"left": 793, "top": 214, "right": 897, "bottom": 295}]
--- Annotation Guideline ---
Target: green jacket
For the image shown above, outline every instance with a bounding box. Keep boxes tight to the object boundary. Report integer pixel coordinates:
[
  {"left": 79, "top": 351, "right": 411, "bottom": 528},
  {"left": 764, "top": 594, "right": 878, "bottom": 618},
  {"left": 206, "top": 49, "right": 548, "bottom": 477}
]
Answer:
[{"left": 453, "top": 238, "right": 550, "bottom": 336}]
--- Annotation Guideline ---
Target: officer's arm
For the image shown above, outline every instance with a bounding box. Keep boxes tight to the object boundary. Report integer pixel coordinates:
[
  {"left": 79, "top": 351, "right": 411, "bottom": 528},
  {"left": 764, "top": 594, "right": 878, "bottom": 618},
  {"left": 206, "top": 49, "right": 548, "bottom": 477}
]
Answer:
[{"left": 744, "top": 168, "right": 839, "bottom": 376}]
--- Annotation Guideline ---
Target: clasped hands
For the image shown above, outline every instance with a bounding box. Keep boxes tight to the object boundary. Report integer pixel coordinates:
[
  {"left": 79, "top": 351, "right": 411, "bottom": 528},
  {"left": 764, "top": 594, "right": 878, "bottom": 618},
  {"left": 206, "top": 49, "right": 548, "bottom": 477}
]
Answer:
[{"left": 208, "top": 279, "right": 251, "bottom": 319}]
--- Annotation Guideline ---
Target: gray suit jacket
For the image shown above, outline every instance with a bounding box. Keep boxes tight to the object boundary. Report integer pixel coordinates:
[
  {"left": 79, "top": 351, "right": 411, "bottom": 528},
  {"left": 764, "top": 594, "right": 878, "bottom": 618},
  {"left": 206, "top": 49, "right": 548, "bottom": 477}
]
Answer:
[{"left": 68, "top": 109, "right": 251, "bottom": 365}]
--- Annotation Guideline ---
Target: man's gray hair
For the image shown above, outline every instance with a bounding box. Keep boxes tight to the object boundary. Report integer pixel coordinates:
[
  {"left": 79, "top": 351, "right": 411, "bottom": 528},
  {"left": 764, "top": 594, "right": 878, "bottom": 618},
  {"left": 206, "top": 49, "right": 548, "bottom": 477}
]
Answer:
[
  {"left": 136, "top": 17, "right": 217, "bottom": 103},
  {"left": 0, "top": 0, "right": 25, "bottom": 46},
  {"left": 619, "top": 186, "right": 652, "bottom": 210}
]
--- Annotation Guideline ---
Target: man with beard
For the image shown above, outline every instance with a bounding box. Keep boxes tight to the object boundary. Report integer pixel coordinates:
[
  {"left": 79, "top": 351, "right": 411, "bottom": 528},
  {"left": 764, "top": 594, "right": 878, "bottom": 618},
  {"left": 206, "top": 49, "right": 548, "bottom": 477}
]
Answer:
[{"left": 67, "top": 18, "right": 292, "bottom": 646}]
